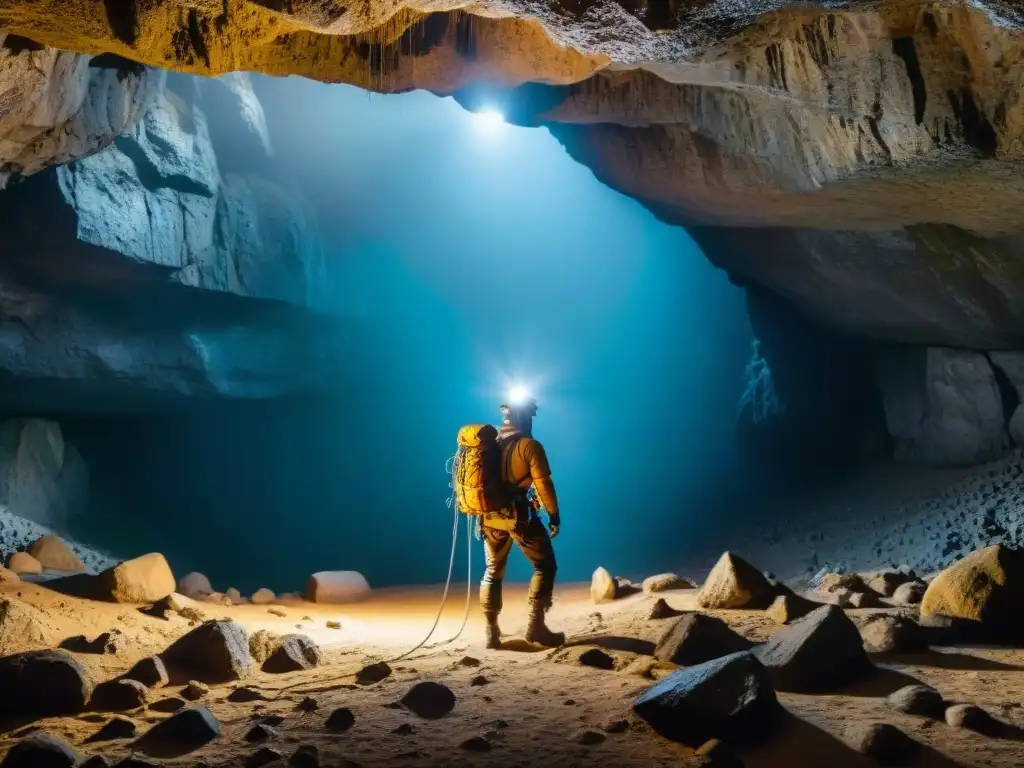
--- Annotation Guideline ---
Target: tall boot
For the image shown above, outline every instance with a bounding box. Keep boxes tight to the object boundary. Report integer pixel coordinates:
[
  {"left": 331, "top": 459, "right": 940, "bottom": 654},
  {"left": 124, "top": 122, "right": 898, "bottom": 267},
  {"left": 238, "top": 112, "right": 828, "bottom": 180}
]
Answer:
[
  {"left": 484, "top": 611, "right": 502, "bottom": 650},
  {"left": 525, "top": 602, "right": 565, "bottom": 647}
]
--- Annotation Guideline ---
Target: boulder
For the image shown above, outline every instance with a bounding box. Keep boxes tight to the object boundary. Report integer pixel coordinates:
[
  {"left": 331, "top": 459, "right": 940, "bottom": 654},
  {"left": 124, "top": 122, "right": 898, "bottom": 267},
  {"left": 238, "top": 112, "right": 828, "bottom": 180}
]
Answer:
[
  {"left": 0, "top": 650, "right": 92, "bottom": 716},
  {"left": 98, "top": 629, "right": 129, "bottom": 655},
  {"left": 817, "top": 572, "right": 868, "bottom": 595},
  {"left": 0, "top": 597, "right": 59, "bottom": 654},
  {"left": 892, "top": 581, "right": 927, "bottom": 606},
  {"left": 859, "top": 615, "right": 926, "bottom": 654},
  {"left": 847, "top": 723, "right": 917, "bottom": 762},
  {"left": 263, "top": 634, "right": 322, "bottom": 673},
  {"left": 920, "top": 545, "right": 1024, "bottom": 640},
  {"left": 177, "top": 572, "right": 212, "bottom": 598},
  {"left": 125, "top": 656, "right": 169, "bottom": 688},
  {"left": 401, "top": 681, "right": 456, "bottom": 719},
  {"left": 95, "top": 553, "right": 175, "bottom": 603},
  {"left": 886, "top": 684, "right": 945, "bottom": 718},
  {"left": 304, "top": 571, "right": 370, "bottom": 604},
  {"left": 835, "top": 590, "right": 883, "bottom": 609},
  {"left": 945, "top": 703, "right": 995, "bottom": 731},
  {"left": 755, "top": 605, "right": 873, "bottom": 692},
  {"left": 135, "top": 705, "right": 220, "bottom": 753},
  {"left": 653, "top": 613, "right": 751, "bottom": 666},
  {"left": 0, "top": 733, "right": 78, "bottom": 768},
  {"left": 696, "top": 552, "right": 774, "bottom": 610},
  {"left": 765, "top": 594, "right": 819, "bottom": 624},
  {"left": 246, "top": 748, "right": 283, "bottom": 767},
  {"left": 245, "top": 724, "right": 279, "bottom": 742},
  {"left": 225, "top": 588, "right": 242, "bottom": 604},
  {"left": 91, "top": 679, "right": 150, "bottom": 711},
  {"left": 866, "top": 570, "right": 914, "bottom": 597},
  {"left": 182, "top": 680, "right": 210, "bottom": 701},
  {"left": 251, "top": 588, "right": 276, "bottom": 605},
  {"left": 590, "top": 567, "right": 616, "bottom": 604},
  {"left": 249, "top": 629, "right": 282, "bottom": 665},
  {"left": 643, "top": 573, "right": 697, "bottom": 593},
  {"left": 290, "top": 744, "right": 319, "bottom": 768},
  {"left": 161, "top": 619, "right": 255, "bottom": 683},
  {"left": 26, "top": 535, "right": 86, "bottom": 573},
  {"left": 8, "top": 552, "right": 42, "bottom": 575},
  {"left": 355, "top": 661, "right": 391, "bottom": 685},
  {"left": 633, "top": 651, "right": 780, "bottom": 746}
]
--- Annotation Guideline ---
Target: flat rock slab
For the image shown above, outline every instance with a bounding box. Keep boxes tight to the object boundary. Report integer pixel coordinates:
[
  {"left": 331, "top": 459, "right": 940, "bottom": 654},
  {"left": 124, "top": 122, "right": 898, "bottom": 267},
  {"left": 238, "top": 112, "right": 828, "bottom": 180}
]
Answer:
[
  {"left": 633, "top": 651, "right": 780, "bottom": 747},
  {"left": 755, "top": 605, "right": 873, "bottom": 693}
]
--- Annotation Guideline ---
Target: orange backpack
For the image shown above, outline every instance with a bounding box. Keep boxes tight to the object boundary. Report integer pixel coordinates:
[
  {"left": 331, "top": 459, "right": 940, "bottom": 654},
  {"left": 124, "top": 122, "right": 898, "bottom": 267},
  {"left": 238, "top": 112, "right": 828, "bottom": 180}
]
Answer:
[{"left": 452, "top": 424, "right": 512, "bottom": 514}]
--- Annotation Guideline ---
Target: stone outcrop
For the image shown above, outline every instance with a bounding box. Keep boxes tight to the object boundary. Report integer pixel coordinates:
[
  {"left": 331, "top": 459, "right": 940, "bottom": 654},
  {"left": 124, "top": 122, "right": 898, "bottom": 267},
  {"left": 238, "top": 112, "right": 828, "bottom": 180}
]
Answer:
[
  {"left": 0, "top": 421, "right": 87, "bottom": 528},
  {"left": 876, "top": 347, "right": 1009, "bottom": 466}
]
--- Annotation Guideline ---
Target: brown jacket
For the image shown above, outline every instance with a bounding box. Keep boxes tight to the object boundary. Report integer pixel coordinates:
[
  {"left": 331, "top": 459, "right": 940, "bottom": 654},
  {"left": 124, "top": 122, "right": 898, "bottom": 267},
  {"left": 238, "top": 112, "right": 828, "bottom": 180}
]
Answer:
[{"left": 498, "top": 429, "right": 559, "bottom": 517}]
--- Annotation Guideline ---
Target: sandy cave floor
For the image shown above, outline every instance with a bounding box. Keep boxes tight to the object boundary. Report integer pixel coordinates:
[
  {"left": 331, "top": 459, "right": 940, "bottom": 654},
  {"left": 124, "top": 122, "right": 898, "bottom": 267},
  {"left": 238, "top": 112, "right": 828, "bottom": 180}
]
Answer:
[{"left": 1, "top": 581, "right": 1024, "bottom": 767}]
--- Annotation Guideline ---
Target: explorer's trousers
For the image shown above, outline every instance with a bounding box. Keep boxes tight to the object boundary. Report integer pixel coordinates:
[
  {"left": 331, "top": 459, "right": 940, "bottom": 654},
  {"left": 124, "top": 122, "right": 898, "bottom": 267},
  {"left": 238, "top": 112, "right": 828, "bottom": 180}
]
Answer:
[{"left": 479, "top": 517, "right": 557, "bottom": 615}]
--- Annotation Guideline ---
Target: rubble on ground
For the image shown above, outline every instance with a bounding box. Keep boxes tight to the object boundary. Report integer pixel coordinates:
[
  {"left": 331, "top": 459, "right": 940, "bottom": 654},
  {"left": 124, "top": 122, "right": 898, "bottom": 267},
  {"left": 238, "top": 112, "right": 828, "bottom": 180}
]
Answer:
[{"left": 697, "top": 552, "right": 775, "bottom": 610}]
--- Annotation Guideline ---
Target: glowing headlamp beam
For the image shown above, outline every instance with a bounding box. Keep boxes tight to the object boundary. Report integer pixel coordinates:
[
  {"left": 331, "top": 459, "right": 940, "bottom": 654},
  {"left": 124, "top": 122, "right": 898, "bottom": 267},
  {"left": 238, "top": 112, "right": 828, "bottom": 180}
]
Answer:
[{"left": 506, "top": 385, "right": 531, "bottom": 406}]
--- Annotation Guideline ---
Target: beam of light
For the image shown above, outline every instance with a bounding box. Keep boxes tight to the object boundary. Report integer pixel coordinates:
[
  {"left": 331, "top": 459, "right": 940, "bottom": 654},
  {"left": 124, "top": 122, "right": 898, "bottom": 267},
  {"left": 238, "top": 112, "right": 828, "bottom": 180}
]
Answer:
[
  {"left": 506, "top": 384, "right": 531, "bottom": 406},
  {"left": 469, "top": 108, "right": 506, "bottom": 133}
]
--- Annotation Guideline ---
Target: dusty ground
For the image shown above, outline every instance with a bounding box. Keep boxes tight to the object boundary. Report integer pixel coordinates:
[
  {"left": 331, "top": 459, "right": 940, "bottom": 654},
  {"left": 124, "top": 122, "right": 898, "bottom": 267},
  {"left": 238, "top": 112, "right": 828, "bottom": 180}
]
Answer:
[{"left": 1, "top": 578, "right": 1024, "bottom": 767}]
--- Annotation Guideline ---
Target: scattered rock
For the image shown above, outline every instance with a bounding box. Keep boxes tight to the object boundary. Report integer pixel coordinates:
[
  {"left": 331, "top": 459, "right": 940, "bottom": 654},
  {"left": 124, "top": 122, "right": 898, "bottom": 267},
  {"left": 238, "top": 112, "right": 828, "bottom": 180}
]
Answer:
[
  {"left": 355, "top": 661, "right": 391, "bottom": 685},
  {"left": 182, "top": 681, "right": 209, "bottom": 701},
  {"left": 633, "top": 651, "right": 780, "bottom": 746},
  {"left": 228, "top": 686, "right": 266, "bottom": 703},
  {"left": 843, "top": 591, "right": 883, "bottom": 609},
  {"left": 0, "top": 649, "right": 93, "bottom": 716},
  {"left": 401, "top": 681, "right": 456, "bottom": 719},
  {"left": 297, "top": 696, "right": 319, "bottom": 712},
  {"left": 866, "top": 570, "right": 914, "bottom": 597},
  {"left": 392, "top": 723, "right": 415, "bottom": 735},
  {"left": 305, "top": 571, "right": 370, "bottom": 604},
  {"left": 642, "top": 573, "right": 697, "bottom": 593},
  {"left": 848, "top": 723, "right": 917, "bottom": 763},
  {"left": 325, "top": 707, "right": 355, "bottom": 732},
  {"left": 0, "top": 733, "right": 78, "bottom": 767},
  {"left": 579, "top": 648, "right": 615, "bottom": 670},
  {"left": 87, "top": 716, "right": 137, "bottom": 742},
  {"left": 921, "top": 545, "right": 1024, "bottom": 641},
  {"left": 755, "top": 605, "right": 873, "bottom": 692},
  {"left": 161, "top": 619, "right": 255, "bottom": 683},
  {"left": 696, "top": 552, "right": 774, "bottom": 610},
  {"left": 694, "top": 738, "right": 744, "bottom": 766},
  {"left": 603, "top": 719, "right": 630, "bottom": 734},
  {"left": 859, "top": 615, "right": 926, "bottom": 654},
  {"left": 143, "top": 594, "right": 205, "bottom": 622},
  {"left": 7, "top": 552, "right": 42, "bottom": 575},
  {"left": 615, "top": 576, "right": 641, "bottom": 597},
  {"left": 136, "top": 706, "right": 220, "bottom": 752},
  {"left": 268, "top": 608, "right": 287, "bottom": 618},
  {"left": 653, "top": 613, "right": 751, "bottom": 666},
  {"left": 99, "top": 630, "right": 130, "bottom": 655},
  {"left": 648, "top": 598, "right": 682, "bottom": 620},
  {"left": 946, "top": 703, "right": 994, "bottom": 731},
  {"left": 576, "top": 730, "right": 606, "bottom": 745},
  {"left": 27, "top": 535, "right": 87, "bottom": 573},
  {"left": 325, "top": 620, "right": 341, "bottom": 630},
  {"left": 458, "top": 656, "right": 480, "bottom": 667},
  {"left": 590, "top": 567, "right": 617, "bottom": 604},
  {"left": 886, "top": 685, "right": 945, "bottom": 718},
  {"left": 125, "top": 656, "right": 169, "bottom": 688},
  {"left": 249, "top": 630, "right": 282, "bottom": 665},
  {"left": 91, "top": 679, "right": 150, "bottom": 711},
  {"left": 149, "top": 697, "right": 185, "bottom": 713},
  {"left": 224, "top": 587, "right": 242, "bottom": 603},
  {"left": 460, "top": 735, "right": 491, "bottom": 752},
  {"left": 96, "top": 554, "right": 176, "bottom": 604},
  {"left": 290, "top": 743, "right": 319, "bottom": 768},
  {"left": 263, "top": 635, "right": 322, "bottom": 674},
  {"left": 245, "top": 723, "right": 278, "bottom": 742},
  {"left": 246, "top": 747, "right": 283, "bottom": 767},
  {"left": 765, "top": 593, "right": 820, "bottom": 624},
  {"left": 892, "top": 581, "right": 927, "bottom": 606},
  {"left": 251, "top": 588, "right": 276, "bottom": 605},
  {"left": 177, "top": 572, "right": 212, "bottom": 598},
  {"left": 818, "top": 572, "right": 868, "bottom": 595},
  {"left": 470, "top": 675, "right": 489, "bottom": 686}
]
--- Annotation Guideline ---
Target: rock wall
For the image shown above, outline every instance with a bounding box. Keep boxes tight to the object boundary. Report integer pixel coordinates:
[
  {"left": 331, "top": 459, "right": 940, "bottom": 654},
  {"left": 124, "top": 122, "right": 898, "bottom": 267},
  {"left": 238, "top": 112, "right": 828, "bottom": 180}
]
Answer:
[{"left": 0, "top": 419, "right": 87, "bottom": 527}]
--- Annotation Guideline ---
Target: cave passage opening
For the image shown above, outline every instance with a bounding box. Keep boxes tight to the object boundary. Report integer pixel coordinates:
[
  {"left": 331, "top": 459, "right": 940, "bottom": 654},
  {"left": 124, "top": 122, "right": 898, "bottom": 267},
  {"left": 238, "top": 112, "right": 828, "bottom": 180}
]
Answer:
[{"left": 3, "top": 71, "right": 762, "bottom": 595}]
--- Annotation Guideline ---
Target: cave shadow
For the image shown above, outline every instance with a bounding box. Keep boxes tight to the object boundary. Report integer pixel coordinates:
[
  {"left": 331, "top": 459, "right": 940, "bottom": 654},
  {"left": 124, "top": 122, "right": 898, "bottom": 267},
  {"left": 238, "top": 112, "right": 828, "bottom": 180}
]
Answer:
[
  {"left": 836, "top": 666, "right": 924, "bottom": 698},
  {"left": 561, "top": 634, "right": 656, "bottom": 655},
  {"left": 877, "top": 650, "right": 1024, "bottom": 672},
  {"left": 741, "top": 710, "right": 965, "bottom": 768}
]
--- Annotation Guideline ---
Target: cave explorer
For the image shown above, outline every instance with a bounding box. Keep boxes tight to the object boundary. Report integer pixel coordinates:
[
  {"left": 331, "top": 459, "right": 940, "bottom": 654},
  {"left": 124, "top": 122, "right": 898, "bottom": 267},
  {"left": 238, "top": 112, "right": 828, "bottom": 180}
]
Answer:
[{"left": 453, "top": 395, "right": 564, "bottom": 649}]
